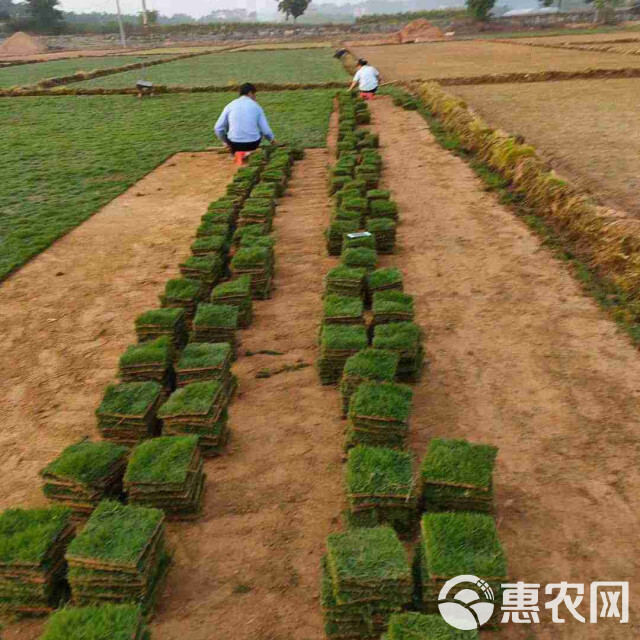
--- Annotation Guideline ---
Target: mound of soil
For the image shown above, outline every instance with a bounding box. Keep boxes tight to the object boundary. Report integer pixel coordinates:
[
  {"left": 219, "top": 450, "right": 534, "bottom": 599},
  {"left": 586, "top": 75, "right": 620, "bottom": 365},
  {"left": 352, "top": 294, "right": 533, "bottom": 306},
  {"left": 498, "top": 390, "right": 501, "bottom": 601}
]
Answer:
[
  {"left": 398, "top": 19, "right": 445, "bottom": 43},
  {"left": 0, "top": 32, "right": 48, "bottom": 56}
]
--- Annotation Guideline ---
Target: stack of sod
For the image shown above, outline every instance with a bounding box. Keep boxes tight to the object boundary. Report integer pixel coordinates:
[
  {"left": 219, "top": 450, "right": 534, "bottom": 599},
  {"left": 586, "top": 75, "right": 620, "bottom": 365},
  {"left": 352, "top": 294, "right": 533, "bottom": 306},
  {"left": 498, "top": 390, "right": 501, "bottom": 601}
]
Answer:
[
  {"left": 383, "top": 612, "right": 476, "bottom": 640},
  {"left": 357, "top": 132, "right": 380, "bottom": 150},
  {"left": 317, "top": 324, "right": 368, "bottom": 385},
  {"left": 414, "top": 512, "right": 507, "bottom": 614},
  {"left": 367, "top": 268, "right": 404, "bottom": 298},
  {"left": 323, "top": 294, "right": 365, "bottom": 326},
  {"left": 322, "top": 527, "right": 411, "bottom": 639},
  {"left": 237, "top": 199, "right": 275, "bottom": 232},
  {"left": 175, "top": 342, "right": 234, "bottom": 390},
  {"left": 342, "top": 231, "right": 376, "bottom": 252},
  {"left": 341, "top": 195, "right": 368, "bottom": 223},
  {"left": 210, "top": 275, "right": 253, "bottom": 329},
  {"left": 325, "top": 220, "right": 359, "bottom": 256},
  {"left": 340, "top": 348, "right": 399, "bottom": 417},
  {"left": 372, "top": 322, "right": 424, "bottom": 382},
  {"left": 66, "top": 501, "right": 169, "bottom": 611},
  {"left": 118, "top": 336, "right": 173, "bottom": 387},
  {"left": 342, "top": 247, "right": 378, "bottom": 273},
  {"left": 159, "top": 278, "right": 206, "bottom": 328},
  {"left": 239, "top": 234, "right": 275, "bottom": 251},
  {"left": 158, "top": 381, "right": 230, "bottom": 456},
  {"left": 40, "top": 440, "right": 128, "bottom": 517},
  {"left": 134, "top": 308, "right": 187, "bottom": 350},
  {"left": 190, "top": 234, "right": 229, "bottom": 258},
  {"left": 369, "top": 199, "right": 399, "bottom": 222},
  {"left": 38, "top": 604, "right": 150, "bottom": 640},
  {"left": 190, "top": 304, "right": 239, "bottom": 359},
  {"left": 0, "top": 507, "right": 74, "bottom": 614},
  {"left": 96, "top": 381, "right": 164, "bottom": 445},
  {"left": 372, "top": 291, "right": 415, "bottom": 326},
  {"left": 260, "top": 169, "right": 287, "bottom": 197},
  {"left": 250, "top": 182, "right": 278, "bottom": 201},
  {"left": 421, "top": 439, "right": 497, "bottom": 513},
  {"left": 195, "top": 220, "right": 232, "bottom": 241},
  {"left": 366, "top": 218, "right": 397, "bottom": 254},
  {"left": 124, "top": 436, "right": 205, "bottom": 520},
  {"left": 230, "top": 246, "right": 274, "bottom": 300},
  {"left": 354, "top": 99, "right": 371, "bottom": 125},
  {"left": 346, "top": 381, "right": 413, "bottom": 450},
  {"left": 325, "top": 266, "right": 367, "bottom": 299},
  {"left": 207, "top": 195, "right": 238, "bottom": 216},
  {"left": 345, "top": 446, "right": 417, "bottom": 535},
  {"left": 179, "top": 255, "right": 224, "bottom": 289},
  {"left": 355, "top": 166, "right": 380, "bottom": 190},
  {"left": 338, "top": 180, "right": 367, "bottom": 202},
  {"left": 367, "top": 189, "right": 390, "bottom": 204},
  {"left": 329, "top": 175, "right": 351, "bottom": 196},
  {"left": 232, "top": 223, "right": 269, "bottom": 247}
]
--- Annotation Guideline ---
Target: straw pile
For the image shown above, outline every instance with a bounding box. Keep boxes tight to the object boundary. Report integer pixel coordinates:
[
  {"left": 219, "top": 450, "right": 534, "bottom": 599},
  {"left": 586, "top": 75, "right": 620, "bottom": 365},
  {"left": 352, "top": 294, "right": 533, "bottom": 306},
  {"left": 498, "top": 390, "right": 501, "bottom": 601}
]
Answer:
[
  {"left": 40, "top": 440, "right": 128, "bottom": 517},
  {"left": 323, "top": 294, "right": 365, "bottom": 326},
  {"left": 346, "top": 381, "right": 413, "bottom": 450},
  {"left": 0, "top": 507, "right": 74, "bottom": 614},
  {"left": 134, "top": 308, "right": 187, "bottom": 350},
  {"left": 118, "top": 336, "right": 173, "bottom": 386},
  {"left": 158, "top": 381, "right": 231, "bottom": 456},
  {"left": 372, "top": 322, "right": 424, "bottom": 382},
  {"left": 125, "top": 436, "right": 205, "bottom": 520},
  {"left": 175, "top": 342, "right": 234, "bottom": 391},
  {"left": 317, "top": 324, "right": 368, "bottom": 385},
  {"left": 66, "top": 501, "right": 169, "bottom": 611},
  {"left": 325, "top": 266, "right": 367, "bottom": 299},
  {"left": 421, "top": 439, "right": 497, "bottom": 513},
  {"left": 230, "top": 246, "right": 274, "bottom": 300},
  {"left": 372, "top": 291, "right": 415, "bottom": 326},
  {"left": 96, "top": 381, "right": 164, "bottom": 445},
  {"left": 210, "top": 275, "right": 253, "bottom": 329}
]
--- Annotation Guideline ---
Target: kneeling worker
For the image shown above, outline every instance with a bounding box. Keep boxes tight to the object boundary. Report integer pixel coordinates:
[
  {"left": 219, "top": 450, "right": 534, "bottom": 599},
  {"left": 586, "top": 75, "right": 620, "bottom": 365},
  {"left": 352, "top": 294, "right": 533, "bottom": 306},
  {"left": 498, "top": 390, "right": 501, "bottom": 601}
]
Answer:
[
  {"left": 214, "top": 82, "right": 276, "bottom": 162},
  {"left": 349, "top": 59, "right": 380, "bottom": 99}
]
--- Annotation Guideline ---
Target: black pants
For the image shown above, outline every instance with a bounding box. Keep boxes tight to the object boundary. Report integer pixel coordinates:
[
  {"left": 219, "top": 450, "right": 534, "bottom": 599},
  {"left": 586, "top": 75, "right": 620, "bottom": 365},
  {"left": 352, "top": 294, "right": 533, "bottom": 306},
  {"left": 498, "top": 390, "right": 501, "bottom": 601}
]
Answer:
[
  {"left": 361, "top": 86, "right": 378, "bottom": 95},
  {"left": 229, "top": 138, "right": 261, "bottom": 153}
]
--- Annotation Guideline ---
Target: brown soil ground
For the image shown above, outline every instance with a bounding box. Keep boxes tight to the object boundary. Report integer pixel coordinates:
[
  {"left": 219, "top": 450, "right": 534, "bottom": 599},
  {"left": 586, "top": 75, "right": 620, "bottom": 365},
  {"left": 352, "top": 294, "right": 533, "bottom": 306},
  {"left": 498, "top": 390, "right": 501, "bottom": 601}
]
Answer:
[
  {"left": 0, "top": 49, "right": 145, "bottom": 62},
  {"left": 352, "top": 40, "right": 640, "bottom": 81},
  {"left": 518, "top": 32, "right": 640, "bottom": 45},
  {"left": 370, "top": 96, "right": 640, "bottom": 637},
  {"left": 450, "top": 78, "right": 640, "bottom": 216}
]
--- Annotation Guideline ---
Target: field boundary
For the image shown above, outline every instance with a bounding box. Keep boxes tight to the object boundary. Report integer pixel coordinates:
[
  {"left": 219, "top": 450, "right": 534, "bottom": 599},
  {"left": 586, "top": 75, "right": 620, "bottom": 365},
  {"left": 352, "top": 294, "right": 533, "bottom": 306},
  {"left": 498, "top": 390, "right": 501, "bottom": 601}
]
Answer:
[
  {"left": 491, "top": 37, "right": 640, "bottom": 57},
  {"left": 414, "top": 81, "right": 640, "bottom": 326}
]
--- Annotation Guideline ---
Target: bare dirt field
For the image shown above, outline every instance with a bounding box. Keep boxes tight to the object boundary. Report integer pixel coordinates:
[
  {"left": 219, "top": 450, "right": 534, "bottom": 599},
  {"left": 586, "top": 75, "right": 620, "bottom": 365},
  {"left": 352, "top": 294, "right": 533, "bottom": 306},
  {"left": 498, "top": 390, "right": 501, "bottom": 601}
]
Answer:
[
  {"left": 518, "top": 31, "right": 640, "bottom": 45},
  {"left": 352, "top": 40, "right": 640, "bottom": 81},
  {"left": 450, "top": 77, "right": 640, "bottom": 215},
  {"left": 371, "top": 96, "right": 640, "bottom": 638}
]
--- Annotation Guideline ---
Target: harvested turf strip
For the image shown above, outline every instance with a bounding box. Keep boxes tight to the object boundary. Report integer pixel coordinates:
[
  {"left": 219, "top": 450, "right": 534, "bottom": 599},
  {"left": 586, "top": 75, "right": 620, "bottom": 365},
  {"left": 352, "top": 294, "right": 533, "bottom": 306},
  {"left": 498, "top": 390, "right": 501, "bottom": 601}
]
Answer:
[
  {"left": 175, "top": 342, "right": 233, "bottom": 389},
  {"left": 210, "top": 275, "right": 253, "bottom": 329},
  {"left": 179, "top": 255, "right": 224, "bottom": 288},
  {"left": 369, "top": 199, "right": 398, "bottom": 221},
  {"left": 341, "top": 247, "right": 378, "bottom": 273},
  {"left": 66, "top": 501, "right": 168, "bottom": 611},
  {"left": 345, "top": 445, "right": 417, "bottom": 535},
  {"left": 191, "top": 235, "right": 229, "bottom": 257},
  {"left": 118, "top": 336, "right": 173, "bottom": 386},
  {"left": 367, "top": 268, "right": 404, "bottom": 296},
  {"left": 385, "top": 612, "right": 477, "bottom": 640},
  {"left": 325, "top": 220, "right": 360, "bottom": 257},
  {"left": 372, "top": 323, "right": 424, "bottom": 382},
  {"left": 158, "top": 381, "right": 231, "bottom": 456},
  {"left": 0, "top": 507, "right": 74, "bottom": 614},
  {"left": 96, "top": 381, "right": 164, "bottom": 445},
  {"left": 230, "top": 246, "right": 274, "bottom": 300},
  {"left": 366, "top": 218, "right": 397, "bottom": 255},
  {"left": 159, "top": 278, "right": 207, "bottom": 328},
  {"left": 420, "top": 439, "right": 497, "bottom": 513},
  {"left": 372, "top": 291, "right": 415, "bottom": 326},
  {"left": 134, "top": 308, "right": 188, "bottom": 350},
  {"left": 40, "top": 440, "right": 128, "bottom": 516},
  {"left": 347, "top": 381, "right": 413, "bottom": 450},
  {"left": 324, "top": 266, "right": 367, "bottom": 299},
  {"left": 323, "top": 294, "right": 365, "bottom": 326},
  {"left": 317, "top": 324, "right": 368, "bottom": 386},
  {"left": 125, "top": 436, "right": 205, "bottom": 520},
  {"left": 190, "top": 304, "right": 239, "bottom": 358},
  {"left": 38, "top": 603, "right": 148, "bottom": 640}
]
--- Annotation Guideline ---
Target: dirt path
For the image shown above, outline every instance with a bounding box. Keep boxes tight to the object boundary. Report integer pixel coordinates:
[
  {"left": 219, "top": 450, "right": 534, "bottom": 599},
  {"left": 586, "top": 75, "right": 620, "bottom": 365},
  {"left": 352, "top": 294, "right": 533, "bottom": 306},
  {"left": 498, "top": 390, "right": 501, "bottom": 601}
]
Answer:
[
  {"left": 0, "top": 152, "right": 236, "bottom": 639},
  {"left": 150, "top": 149, "right": 344, "bottom": 640},
  {"left": 371, "top": 96, "right": 640, "bottom": 638}
]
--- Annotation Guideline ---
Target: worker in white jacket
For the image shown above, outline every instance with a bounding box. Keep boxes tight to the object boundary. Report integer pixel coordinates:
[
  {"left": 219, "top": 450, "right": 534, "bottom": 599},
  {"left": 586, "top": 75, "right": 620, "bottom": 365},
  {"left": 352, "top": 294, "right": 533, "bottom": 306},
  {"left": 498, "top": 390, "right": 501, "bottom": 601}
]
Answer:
[{"left": 349, "top": 59, "right": 380, "bottom": 98}]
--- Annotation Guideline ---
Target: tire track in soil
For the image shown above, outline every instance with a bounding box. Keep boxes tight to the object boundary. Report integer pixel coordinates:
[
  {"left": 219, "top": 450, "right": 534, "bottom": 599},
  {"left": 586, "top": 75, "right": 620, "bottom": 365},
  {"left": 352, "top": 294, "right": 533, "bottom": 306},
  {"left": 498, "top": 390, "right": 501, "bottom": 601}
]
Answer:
[
  {"left": 369, "top": 96, "right": 640, "bottom": 639},
  {"left": 150, "top": 149, "right": 345, "bottom": 640},
  {"left": 0, "top": 152, "right": 237, "bottom": 640}
]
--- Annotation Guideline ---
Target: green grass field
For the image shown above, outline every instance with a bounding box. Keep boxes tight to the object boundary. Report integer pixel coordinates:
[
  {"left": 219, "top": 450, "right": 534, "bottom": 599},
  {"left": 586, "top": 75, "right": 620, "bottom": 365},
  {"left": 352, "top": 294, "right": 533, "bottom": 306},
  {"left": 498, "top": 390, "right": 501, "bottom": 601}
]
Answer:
[
  {"left": 0, "top": 55, "right": 170, "bottom": 89},
  {"left": 74, "top": 49, "right": 349, "bottom": 88},
  {"left": 0, "top": 89, "right": 334, "bottom": 279}
]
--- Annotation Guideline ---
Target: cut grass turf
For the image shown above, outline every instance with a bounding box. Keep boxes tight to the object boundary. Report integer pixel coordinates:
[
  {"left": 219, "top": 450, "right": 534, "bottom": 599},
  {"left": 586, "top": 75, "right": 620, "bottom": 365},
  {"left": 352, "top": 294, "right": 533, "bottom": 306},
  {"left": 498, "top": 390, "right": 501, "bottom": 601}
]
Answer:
[
  {"left": 158, "top": 381, "right": 223, "bottom": 417},
  {"left": 323, "top": 294, "right": 364, "bottom": 320},
  {"left": 372, "top": 291, "right": 414, "bottom": 315},
  {"left": 386, "top": 612, "right": 477, "bottom": 639},
  {"left": 125, "top": 435, "right": 199, "bottom": 485},
  {"left": 0, "top": 90, "right": 334, "bottom": 280},
  {"left": 176, "top": 342, "right": 231, "bottom": 370},
  {"left": 75, "top": 49, "right": 349, "bottom": 88},
  {"left": 135, "top": 308, "right": 184, "bottom": 329},
  {"left": 320, "top": 324, "right": 368, "bottom": 351},
  {"left": 38, "top": 604, "right": 146, "bottom": 640},
  {"left": 119, "top": 336, "right": 172, "bottom": 367},
  {"left": 349, "top": 381, "right": 413, "bottom": 422},
  {"left": 346, "top": 446, "right": 413, "bottom": 498},
  {"left": 96, "top": 382, "right": 163, "bottom": 418},
  {"left": 193, "top": 304, "right": 239, "bottom": 328},
  {"left": 343, "top": 348, "right": 399, "bottom": 382},
  {"left": 368, "top": 267, "right": 403, "bottom": 291}
]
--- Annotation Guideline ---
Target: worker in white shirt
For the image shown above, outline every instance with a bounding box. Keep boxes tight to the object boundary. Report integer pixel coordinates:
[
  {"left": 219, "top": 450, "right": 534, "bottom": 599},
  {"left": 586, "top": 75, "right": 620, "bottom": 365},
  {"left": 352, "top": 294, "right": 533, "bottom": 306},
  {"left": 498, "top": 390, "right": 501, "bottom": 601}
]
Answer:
[
  {"left": 214, "top": 82, "right": 276, "bottom": 158},
  {"left": 349, "top": 59, "right": 380, "bottom": 99}
]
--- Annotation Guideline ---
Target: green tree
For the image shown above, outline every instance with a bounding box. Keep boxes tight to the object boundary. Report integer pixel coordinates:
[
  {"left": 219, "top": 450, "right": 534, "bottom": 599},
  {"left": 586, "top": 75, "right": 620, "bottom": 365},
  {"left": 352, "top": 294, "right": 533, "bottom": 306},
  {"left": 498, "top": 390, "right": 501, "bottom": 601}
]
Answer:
[
  {"left": 539, "top": 0, "right": 563, "bottom": 10},
  {"left": 466, "top": 0, "right": 495, "bottom": 20},
  {"left": 277, "top": 0, "right": 311, "bottom": 21},
  {"left": 0, "top": 0, "right": 12, "bottom": 19},
  {"left": 27, "top": 0, "right": 63, "bottom": 30}
]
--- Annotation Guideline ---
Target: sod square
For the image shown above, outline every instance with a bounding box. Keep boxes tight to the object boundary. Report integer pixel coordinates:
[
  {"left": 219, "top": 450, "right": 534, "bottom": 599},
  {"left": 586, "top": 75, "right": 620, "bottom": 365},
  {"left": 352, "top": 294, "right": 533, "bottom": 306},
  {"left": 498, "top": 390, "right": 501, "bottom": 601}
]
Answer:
[
  {"left": 317, "top": 324, "right": 369, "bottom": 385},
  {"left": 325, "top": 220, "right": 360, "bottom": 257},
  {"left": 210, "top": 275, "right": 253, "bottom": 329},
  {"left": 372, "top": 291, "right": 415, "bottom": 326},
  {"left": 342, "top": 231, "right": 376, "bottom": 253},
  {"left": 134, "top": 308, "right": 187, "bottom": 350},
  {"left": 41, "top": 440, "right": 128, "bottom": 516},
  {"left": 0, "top": 507, "right": 74, "bottom": 614},
  {"left": 372, "top": 322, "right": 424, "bottom": 382},
  {"left": 125, "top": 435, "right": 205, "bottom": 520},
  {"left": 323, "top": 295, "right": 365, "bottom": 326},
  {"left": 179, "top": 255, "right": 224, "bottom": 288},
  {"left": 96, "top": 381, "right": 164, "bottom": 445},
  {"left": 118, "top": 336, "right": 173, "bottom": 386},
  {"left": 345, "top": 446, "right": 417, "bottom": 535},
  {"left": 202, "top": 210, "right": 235, "bottom": 226},
  {"left": 367, "top": 189, "right": 390, "bottom": 202},
  {"left": 367, "top": 268, "right": 404, "bottom": 297},
  {"left": 159, "top": 278, "right": 207, "bottom": 327},
  {"left": 386, "top": 612, "right": 477, "bottom": 640},
  {"left": 230, "top": 247, "right": 274, "bottom": 300},
  {"left": 232, "top": 224, "right": 269, "bottom": 248},
  {"left": 38, "top": 604, "right": 148, "bottom": 640},
  {"left": 329, "top": 176, "right": 351, "bottom": 195},
  {"left": 341, "top": 247, "right": 378, "bottom": 273},
  {"left": 420, "top": 439, "right": 497, "bottom": 513},
  {"left": 190, "top": 235, "right": 229, "bottom": 258},
  {"left": 370, "top": 199, "right": 399, "bottom": 221},
  {"left": 324, "top": 266, "right": 367, "bottom": 299},
  {"left": 366, "top": 218, "right": 397, "bottom": 254},
  {"left": 175, "top": 342, "right": 234, "bottom": 389}
]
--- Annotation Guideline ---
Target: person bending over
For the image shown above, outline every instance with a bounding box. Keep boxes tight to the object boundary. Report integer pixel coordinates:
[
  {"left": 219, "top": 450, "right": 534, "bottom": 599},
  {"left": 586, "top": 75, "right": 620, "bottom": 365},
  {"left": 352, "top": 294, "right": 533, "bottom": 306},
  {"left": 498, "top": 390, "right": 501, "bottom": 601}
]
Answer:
[
  {"left": 349, "top": 59, "right": 380, "bottom": 97},
  {"left": 214, "top": 82, "right": 276, "bottom": 154}
]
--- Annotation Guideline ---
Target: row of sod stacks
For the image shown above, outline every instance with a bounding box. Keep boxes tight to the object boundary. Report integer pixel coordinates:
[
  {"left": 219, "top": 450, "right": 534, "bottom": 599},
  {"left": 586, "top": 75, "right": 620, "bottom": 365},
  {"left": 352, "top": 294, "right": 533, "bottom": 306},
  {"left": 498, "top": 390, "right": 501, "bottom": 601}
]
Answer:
[
  {"left": 414, "top": 512, "right": 507, "bottom": 616},
  {"left": 124, "top": 436, "right": 205, "bottom": 520},
  {"left": 345, "top": 446, "right": 417, "bottom": 536},
  {"left": 66, "top": 501, "right": 169, "bottom": 611},
  {"left": 346, "top": 381, "right": 413, "bottom": 450},
  {"left": 322, "top": 527, "right": 411, "bottom": 639},
  {"left": 383, "top": 613, "right": 477, "bottom": 640},
  {"left": 0, "top": 507, "right": 74, "bottom": 614},
  {"left": 40, "top": 440, "right": 128, "bottom": 517},
  {"left": 158, "top": 380, "right": 230, "bottom": 456},
  {"left": 421, "top": 439, "right": 497, "bottom": 513}
]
